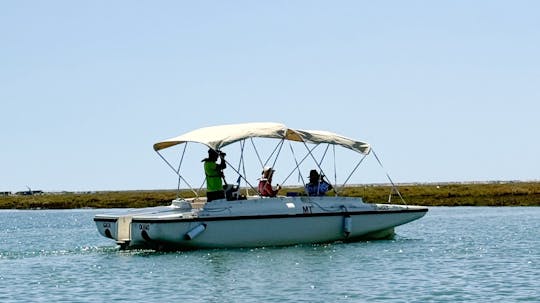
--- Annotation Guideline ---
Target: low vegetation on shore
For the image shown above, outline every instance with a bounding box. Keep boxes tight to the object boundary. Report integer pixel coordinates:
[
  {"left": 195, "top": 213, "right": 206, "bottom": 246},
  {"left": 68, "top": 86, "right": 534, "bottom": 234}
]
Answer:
[
  {"left": 1, "top": 182, "right": 539, "bottom": 209},
  {"left": 347, "top": 181, "right": 540, "bottom": 206}
]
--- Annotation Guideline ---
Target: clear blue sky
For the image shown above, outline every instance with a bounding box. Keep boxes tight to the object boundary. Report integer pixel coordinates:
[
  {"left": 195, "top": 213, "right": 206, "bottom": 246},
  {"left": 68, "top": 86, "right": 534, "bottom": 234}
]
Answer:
[{"left": 1, "top": 1, "right": 538, "bottom": 192}]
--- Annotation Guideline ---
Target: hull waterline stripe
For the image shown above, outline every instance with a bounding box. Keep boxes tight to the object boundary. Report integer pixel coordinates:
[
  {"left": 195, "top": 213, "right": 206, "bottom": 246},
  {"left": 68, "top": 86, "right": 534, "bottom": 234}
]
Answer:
[{"left": 94, "top": 208, "right": 427, "bottom": 223}]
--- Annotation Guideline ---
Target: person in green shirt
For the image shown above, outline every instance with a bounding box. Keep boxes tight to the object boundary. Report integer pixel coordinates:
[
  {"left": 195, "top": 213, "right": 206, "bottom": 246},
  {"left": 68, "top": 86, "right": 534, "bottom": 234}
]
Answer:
[{"left": 202, "top": 148, "right": 226, "bottom": 202}]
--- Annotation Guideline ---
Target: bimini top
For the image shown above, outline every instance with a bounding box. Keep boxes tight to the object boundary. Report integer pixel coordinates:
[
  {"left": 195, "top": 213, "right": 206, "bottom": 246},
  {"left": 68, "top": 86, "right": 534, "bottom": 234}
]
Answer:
[{"left": 153, "top": 122, "right": 371, "bottom": 155}]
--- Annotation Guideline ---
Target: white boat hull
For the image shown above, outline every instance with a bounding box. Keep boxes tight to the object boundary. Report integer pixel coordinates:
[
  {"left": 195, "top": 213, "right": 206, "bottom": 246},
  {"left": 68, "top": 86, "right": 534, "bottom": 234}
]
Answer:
[{"left": 95, "top": 196, "right": 427, "bottom": 250}]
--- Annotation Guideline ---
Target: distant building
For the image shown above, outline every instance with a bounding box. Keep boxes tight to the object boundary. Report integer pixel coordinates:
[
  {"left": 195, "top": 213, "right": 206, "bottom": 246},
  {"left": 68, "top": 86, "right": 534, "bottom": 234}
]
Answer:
[
  {"left": 15, "top": 191, "right": 31, "bottom": 195},
  {"left": 0, "top": 191, "right": 11, "bottom": 196},
  {"left": 15, "top": 190, "right": 44, "bottom": 196}
]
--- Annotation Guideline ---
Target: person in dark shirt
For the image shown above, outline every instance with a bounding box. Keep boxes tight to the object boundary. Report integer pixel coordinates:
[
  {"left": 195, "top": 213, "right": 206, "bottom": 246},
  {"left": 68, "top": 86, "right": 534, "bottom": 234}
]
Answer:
[{"left": 305, "top": 169, "right": 333, "bottom": 196}]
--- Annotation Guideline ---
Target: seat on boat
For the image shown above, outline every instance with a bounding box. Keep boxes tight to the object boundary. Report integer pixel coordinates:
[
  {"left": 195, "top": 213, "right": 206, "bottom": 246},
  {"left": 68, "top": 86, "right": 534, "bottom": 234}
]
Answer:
[
  {"left": 224, "top": 184, "right": 239, "bottom": 200},
  {"left": 224, "top": 184, "right": 246, "bottom": 201}
]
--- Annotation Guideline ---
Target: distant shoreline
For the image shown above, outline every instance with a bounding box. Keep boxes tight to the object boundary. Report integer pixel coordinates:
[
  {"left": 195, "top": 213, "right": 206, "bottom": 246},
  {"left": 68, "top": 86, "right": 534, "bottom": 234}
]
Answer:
[{"left": 1, "top": 181, "right": 539, "bottom": 209}]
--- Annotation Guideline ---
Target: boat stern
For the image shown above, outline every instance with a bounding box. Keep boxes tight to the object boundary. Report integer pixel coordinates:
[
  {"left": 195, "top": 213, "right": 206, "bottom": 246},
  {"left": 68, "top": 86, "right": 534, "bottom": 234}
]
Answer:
[{"left": 94, "top": 215, "right": 133, "bottom": 247}]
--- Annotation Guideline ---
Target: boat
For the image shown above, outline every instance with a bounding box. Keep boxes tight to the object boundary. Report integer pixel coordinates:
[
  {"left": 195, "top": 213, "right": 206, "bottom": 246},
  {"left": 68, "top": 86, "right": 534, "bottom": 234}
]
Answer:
[{"left": 94, "top": 122, "right": 427, "bottom": 250}]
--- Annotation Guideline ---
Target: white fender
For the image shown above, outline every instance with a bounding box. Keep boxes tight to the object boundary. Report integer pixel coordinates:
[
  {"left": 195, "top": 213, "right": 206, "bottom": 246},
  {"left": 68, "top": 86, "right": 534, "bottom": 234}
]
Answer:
[
  {"left": 343, "top": 216, "right": 352, "bottom": 237},
  {"left": 185, "top": 224, "right": 207, "bottom": 240}
]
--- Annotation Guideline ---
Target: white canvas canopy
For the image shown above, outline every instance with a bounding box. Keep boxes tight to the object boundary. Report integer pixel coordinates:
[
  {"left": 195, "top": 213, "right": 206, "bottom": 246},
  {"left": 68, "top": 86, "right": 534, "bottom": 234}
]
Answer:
[
  {"left": 153, "top": 122, "right": 371, "bottom": 155},
  {"left": 294, "top": 129, "right": 371, "bottom": 154},
  {"left": 153, "top": 122, "right": 302, "bottom": 151}
]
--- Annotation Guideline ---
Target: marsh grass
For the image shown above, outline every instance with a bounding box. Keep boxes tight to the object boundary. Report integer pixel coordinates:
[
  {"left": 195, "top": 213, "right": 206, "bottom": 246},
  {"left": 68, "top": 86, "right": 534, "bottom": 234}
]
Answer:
[
  {"left": 1, "top": 182, "right": 539, "bottom": 209},
  {"left": 0, "top": 190, "right": 179, "bottom": 209},
  {"left": 340, "top": 182, "right": 540, "bottom": 206}
]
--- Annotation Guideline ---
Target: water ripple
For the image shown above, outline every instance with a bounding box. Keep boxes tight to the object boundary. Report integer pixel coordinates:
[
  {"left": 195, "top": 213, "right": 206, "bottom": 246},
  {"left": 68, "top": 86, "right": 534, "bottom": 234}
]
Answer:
[{"left": 1, "top": 207, "right": 539, "bottom": 302}]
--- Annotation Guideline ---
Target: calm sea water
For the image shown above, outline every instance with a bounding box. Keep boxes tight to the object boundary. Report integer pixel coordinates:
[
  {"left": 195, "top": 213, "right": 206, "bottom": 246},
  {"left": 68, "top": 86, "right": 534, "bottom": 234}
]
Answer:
[{"left": 1, "top": 207, "right": 538, "bottom": 302}]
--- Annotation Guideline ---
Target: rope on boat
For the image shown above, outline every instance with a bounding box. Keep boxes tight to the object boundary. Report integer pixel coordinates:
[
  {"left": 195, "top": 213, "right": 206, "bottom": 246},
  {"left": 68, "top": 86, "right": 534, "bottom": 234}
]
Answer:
[{"left": 371, "top": 149, "right": 407, "bottom": 205}]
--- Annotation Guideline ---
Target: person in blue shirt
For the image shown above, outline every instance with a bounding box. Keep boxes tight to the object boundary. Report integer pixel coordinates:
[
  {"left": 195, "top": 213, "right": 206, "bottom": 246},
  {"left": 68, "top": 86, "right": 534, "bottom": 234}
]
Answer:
[{"left": 305, "top": 169, "right": 333, "bottom": 196}]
